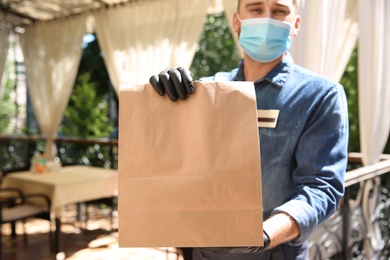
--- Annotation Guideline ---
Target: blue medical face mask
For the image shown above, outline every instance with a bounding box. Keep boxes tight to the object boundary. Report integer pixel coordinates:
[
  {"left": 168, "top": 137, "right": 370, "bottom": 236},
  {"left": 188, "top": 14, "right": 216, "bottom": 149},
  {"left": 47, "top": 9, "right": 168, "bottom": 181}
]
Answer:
[{"left": 238, "top": 17, "right": 292, "bottom": 62}]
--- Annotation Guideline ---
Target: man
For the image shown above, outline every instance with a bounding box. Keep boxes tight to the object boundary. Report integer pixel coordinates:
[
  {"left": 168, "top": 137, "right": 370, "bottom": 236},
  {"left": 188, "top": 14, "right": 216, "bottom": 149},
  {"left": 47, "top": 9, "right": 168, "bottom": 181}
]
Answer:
[{"left": 149, "top": 0, "right": 349, "bottom": 259}]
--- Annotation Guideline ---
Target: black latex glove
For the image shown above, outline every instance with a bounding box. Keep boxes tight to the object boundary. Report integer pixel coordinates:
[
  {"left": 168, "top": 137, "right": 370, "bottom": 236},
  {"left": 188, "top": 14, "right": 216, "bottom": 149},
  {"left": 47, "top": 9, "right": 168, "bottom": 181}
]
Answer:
[
  {"left": 149, "top": 67, "right": 194, "bottom": 102},
  {"left": 202, "top": 230, "right": 271, "bottom": 254}
]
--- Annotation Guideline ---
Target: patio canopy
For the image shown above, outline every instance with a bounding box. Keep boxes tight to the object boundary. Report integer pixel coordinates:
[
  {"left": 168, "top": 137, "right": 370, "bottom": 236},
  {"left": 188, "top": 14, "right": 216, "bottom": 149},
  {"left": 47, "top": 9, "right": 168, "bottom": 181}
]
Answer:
[
  {"left": 0, "top": 0, "right": 136, "bottom": 26},
  {"left": 0, "top": 0, "right": 389, "bottom": 167}
]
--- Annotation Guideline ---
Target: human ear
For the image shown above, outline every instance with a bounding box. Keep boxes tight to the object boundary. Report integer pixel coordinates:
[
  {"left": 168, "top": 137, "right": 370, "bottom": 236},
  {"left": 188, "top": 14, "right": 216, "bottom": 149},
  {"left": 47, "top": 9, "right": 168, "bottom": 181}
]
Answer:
[
  {"left": 233, "top": 12, "right": 241, "bottom": 34},
  {"left": 291, "top": 15, "right": 301, "bottom": 37}
]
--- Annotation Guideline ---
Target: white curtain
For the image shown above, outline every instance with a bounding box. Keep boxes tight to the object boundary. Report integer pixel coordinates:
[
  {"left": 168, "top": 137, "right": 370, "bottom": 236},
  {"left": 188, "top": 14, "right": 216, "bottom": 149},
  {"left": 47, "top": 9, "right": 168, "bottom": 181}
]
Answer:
[
  {"left": 333, "top": 0, "right": 360, "bottom": 81},
  {"left": 222, "top": 0, "right": 242, "bottom": 57},
  {"left": 0, "top": 23, "right": 11, "bottom": 101},
  {"left": 93, "top": 0, "right": 211, "bottom": 94},
  {"left": 290, "top": 0, "right": 359, "bottom": 82},
  {"left": 19, "top": 16, "right": 87, "bottom": 160},
  {"left": 222, "top": 0, "right": 236, "bottom": 32},
  {"left": 358, "top": 0, "right": 390, "bottom": 166}
]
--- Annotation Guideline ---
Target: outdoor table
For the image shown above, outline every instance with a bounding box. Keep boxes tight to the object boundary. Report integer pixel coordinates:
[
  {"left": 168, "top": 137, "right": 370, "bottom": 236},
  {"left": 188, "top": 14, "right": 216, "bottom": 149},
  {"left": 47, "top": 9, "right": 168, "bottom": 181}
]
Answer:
[{"left": 1, "top": 165, "right": 118, "bottom": 253}]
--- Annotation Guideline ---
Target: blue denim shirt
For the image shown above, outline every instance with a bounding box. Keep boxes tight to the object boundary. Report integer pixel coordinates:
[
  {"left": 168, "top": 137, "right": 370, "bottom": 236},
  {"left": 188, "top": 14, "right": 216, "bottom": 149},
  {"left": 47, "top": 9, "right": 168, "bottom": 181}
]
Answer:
[{"left": 200, "top": 53, "right": 349, "bottom": 246}]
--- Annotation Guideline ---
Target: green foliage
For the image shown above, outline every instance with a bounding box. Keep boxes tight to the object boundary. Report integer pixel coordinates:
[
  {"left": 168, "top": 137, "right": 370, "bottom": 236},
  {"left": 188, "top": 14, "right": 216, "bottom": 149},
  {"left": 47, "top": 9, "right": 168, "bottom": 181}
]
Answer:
[
  {"left": 0, "top": 76, "right": 16, "bottom": 134},
  {"left": 384, "top": 136, "right": 390, "bottom": 154},
  {"left": 190, "top": 13, "right": 241, "bottom": 79},
  {"left": 60, "top": 73, "right": 113, "bottom": 138},
  {"left": 340, "top": 47, "right": 359, "bottom": 153},
  {"left": 78, "top": 36, "right": 111, "bottom": 98},
  {"left": 58, "top": 72, "right": 114, "bottom": 168}
]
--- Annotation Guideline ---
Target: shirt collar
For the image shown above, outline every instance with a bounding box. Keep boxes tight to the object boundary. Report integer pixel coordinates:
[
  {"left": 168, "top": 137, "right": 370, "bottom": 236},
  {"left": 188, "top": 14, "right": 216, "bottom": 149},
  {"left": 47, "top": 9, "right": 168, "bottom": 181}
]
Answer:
[{"left": 233, "top": 52, "right": 294, "bottom": 88}]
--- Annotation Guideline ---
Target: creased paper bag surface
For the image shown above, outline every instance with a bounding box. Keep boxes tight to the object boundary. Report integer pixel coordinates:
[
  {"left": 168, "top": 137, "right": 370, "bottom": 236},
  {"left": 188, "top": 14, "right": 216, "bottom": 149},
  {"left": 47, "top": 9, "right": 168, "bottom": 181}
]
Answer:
[{"left": 118, "top": 81, "right": 263, "bottom": 247}]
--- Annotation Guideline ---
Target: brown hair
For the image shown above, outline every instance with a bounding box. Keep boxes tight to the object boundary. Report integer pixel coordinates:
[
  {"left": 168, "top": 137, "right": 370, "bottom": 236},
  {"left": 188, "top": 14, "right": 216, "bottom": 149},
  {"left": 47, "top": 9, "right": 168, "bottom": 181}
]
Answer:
[{"left": 237, "top": 0, "right": 299, "bottom": 12}]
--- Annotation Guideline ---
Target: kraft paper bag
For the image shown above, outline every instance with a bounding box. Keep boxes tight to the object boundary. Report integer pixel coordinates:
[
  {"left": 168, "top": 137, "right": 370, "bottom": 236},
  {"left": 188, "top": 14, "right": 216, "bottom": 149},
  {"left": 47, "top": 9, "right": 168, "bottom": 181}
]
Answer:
[{"left": 118, "top": 81, "right": 263, "bottom": 248}]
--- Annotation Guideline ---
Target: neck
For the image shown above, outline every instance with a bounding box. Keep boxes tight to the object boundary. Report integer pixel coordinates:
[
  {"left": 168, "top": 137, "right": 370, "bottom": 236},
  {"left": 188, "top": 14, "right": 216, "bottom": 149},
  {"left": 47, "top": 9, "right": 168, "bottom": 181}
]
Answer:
[{"left": 243, "top": 54, "right": 284, "bottom": 82}]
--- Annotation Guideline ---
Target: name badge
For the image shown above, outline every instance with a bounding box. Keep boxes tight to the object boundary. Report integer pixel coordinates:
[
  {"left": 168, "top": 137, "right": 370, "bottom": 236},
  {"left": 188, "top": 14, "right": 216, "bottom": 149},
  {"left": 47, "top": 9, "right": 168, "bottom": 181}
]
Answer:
[{"left": 257, "top": 110, "right": 280, "bottom": 128}]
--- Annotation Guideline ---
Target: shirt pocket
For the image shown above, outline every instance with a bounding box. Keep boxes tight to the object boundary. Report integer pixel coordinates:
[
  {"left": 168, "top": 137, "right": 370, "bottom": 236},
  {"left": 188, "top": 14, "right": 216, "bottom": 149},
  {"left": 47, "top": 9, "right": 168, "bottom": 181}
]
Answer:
[{"left": 259, "top": 118, "right": 300, "bottom": 169}]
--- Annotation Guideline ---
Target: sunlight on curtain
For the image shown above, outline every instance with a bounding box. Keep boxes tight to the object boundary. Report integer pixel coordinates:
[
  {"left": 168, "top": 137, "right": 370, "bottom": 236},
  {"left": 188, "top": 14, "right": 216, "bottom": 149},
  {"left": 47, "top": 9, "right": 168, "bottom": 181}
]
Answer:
[
  {"left": 358, "top": 0, "right": 390, "bottom": 165},
  {"left": 333, "top": 0, "right": 359, "bottom": 81},
  {"left": 222, "top": 0, "right": 242, "bottom": 58},
  {"left": 0, "top": 23, "right": 11, "bottom": 101},
  {"left": 19, "top": 16, "right": 87, "bottom": 160},
  {"left": 93, "top": 0, "right": 211, "bottom": 94},
  {"left": 290, "top": 0, "right": 359, "bottom": 82}
]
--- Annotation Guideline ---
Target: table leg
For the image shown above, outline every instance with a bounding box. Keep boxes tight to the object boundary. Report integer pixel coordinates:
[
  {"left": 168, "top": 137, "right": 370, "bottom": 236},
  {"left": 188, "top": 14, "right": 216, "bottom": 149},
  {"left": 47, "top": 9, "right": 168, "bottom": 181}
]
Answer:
[
  {"left": 54, "top": 217, "right": 61, "bottom": 253},
  {"left": 77, "top": 202, "right": 83, "bottom": 227},
  {"left": 11, "top": 221, "right": 17, "bottom": 238}
]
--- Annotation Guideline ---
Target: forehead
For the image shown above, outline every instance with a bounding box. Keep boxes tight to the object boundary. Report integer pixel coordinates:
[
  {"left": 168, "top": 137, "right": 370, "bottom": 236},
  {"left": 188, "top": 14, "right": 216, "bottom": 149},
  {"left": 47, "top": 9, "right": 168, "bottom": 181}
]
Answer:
[{"left": 240, "top": 0, "right": 294, "bottom": 8}]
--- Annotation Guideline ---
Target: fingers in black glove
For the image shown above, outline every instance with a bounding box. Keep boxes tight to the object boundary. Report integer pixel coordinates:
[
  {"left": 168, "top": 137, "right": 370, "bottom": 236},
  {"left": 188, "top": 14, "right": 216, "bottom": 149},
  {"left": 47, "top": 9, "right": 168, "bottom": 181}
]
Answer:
[
  {"left": 168, "top": 68, "right": 186, "bottom": 100},
  {"left": 178, "top": 67, "right": 195, "bottom": 94},
  {"left": 149, "top": 74, "right": 164, "bottom": 96},
  {"left": 149, "top": 67, "right": 194, "bottom": 102},
  {"left": 202, "top": 230, "right": 271, "bottom": 254}
]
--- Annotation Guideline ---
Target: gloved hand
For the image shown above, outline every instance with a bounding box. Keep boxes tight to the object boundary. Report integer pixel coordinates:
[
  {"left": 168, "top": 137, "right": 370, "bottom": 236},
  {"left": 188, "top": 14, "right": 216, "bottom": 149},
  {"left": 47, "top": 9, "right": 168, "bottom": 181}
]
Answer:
[
  {"left": 202, "top": 230, "right": 271, "bottom": 254},
  {"left": 149, "top": 67, "right": 194, "bottom": 102}
]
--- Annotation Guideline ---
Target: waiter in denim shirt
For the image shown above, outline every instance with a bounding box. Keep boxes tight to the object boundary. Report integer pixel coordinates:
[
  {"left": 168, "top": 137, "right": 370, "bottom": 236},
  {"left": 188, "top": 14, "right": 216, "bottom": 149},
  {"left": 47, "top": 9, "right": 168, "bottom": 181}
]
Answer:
[{"left": 149, "top": 0, "right": 349, "bottom": 259}]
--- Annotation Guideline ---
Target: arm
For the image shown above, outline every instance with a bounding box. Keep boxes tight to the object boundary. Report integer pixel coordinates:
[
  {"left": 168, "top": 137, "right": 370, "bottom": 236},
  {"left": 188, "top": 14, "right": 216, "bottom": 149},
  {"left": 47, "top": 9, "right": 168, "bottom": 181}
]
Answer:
[
  {"left": 273, "top": 83, "right": 349, "bottom": 244},
  {"left": 264, "top": 212, "right": 299, "bottom": 249},
  {"left": 201, "top": 213, "right": 300, "bottom": 254}
]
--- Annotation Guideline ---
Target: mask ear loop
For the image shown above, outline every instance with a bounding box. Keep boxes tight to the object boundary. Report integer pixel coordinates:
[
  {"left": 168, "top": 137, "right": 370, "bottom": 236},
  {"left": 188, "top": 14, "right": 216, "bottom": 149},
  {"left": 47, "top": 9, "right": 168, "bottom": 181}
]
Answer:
[{"left": 236, "top": 13, "right": 243, "bottom": 23}]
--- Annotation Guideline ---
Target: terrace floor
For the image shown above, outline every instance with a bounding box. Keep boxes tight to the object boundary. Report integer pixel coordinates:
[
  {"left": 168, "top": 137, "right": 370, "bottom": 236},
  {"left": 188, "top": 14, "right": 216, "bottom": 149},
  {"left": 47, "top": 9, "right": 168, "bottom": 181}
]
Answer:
[{"left": 1, "top": 205, "right": 184, "bottom": 260}]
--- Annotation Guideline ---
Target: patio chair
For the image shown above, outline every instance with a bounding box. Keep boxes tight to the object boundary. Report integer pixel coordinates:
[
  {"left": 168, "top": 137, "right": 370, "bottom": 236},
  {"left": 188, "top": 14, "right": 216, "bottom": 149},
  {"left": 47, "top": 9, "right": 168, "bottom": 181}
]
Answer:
[{"left": 0, "top": 188, "right": 52, "bottom": 259}]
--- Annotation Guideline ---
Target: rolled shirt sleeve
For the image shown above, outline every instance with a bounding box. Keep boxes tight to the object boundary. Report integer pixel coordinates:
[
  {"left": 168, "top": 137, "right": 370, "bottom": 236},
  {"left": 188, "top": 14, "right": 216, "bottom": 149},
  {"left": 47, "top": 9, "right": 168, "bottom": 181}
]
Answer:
[{"left": 272, "top": 83, "right": 349, "bottom": 245}]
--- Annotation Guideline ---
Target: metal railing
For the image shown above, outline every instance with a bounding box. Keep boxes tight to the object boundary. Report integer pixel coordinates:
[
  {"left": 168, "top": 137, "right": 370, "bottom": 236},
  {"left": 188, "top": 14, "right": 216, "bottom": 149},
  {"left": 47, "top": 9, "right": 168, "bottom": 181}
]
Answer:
[
  {"left": 0, "top": 135, "right": 118, "bottom": 173},
  {"left": 1, "top": 135, "right": 389, "bottom": 259},
  {"left": 308, "top": 153, "right": 390, "bottom": 259}
]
